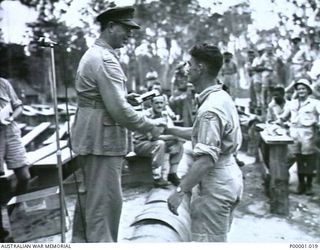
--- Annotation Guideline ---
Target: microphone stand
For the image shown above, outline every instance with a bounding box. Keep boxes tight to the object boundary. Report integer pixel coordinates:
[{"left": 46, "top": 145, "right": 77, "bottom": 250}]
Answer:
[{"left": 43, "top": 40, "right": 66, "bottom": 243}]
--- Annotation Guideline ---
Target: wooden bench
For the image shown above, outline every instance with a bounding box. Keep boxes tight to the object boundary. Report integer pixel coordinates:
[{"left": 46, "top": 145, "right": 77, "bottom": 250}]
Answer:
[
  {"left": 21, "top": 122, "right": 51, "bottom": 147},
  {"left": 42, "top": 116, "right": 74, "bottom": 145},
  {"left": 32, "top": 146, "right": 75, "bottom": 168},
  {"left": 17, "top": 123, "right": 27, "bottom": 131},
  {"left": 27, "top": 140, "right": 69, "bottom": 165},
  {"left": 30, "top": 146, "right": 76, "bottom": 189}
]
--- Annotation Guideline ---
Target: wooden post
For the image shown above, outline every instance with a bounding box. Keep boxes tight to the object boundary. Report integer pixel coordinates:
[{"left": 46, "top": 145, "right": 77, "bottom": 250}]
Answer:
[{"left": 260, "top": 130, "right": 293, "bottom": 216}]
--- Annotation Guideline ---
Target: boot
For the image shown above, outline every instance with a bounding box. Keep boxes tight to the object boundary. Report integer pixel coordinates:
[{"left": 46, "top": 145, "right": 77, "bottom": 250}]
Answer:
[
  {"left": 153, "top": 178, "right": 171, "bottom": 188},
  {"left": 167, "top": 173, "right": 181, "bottom": 186}
]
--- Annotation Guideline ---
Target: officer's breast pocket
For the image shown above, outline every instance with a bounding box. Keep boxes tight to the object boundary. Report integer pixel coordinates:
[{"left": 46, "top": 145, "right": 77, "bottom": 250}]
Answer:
[{"left": 102, "top": 117, "right": 127, "bottom": 152}]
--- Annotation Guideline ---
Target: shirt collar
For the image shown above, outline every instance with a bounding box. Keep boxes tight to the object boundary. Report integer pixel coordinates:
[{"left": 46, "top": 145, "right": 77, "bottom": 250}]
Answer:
[
  {"left": 196, "top": 84, "right": 223, "bottom": 106},
  {"left": 94, "top": 38, "right": 119, "bottom": 58}
]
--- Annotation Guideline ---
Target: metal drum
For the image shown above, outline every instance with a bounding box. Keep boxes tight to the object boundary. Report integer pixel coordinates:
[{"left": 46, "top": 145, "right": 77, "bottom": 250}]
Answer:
[{"left": 128, "top": 188, "right": 191, "bottom": 242}]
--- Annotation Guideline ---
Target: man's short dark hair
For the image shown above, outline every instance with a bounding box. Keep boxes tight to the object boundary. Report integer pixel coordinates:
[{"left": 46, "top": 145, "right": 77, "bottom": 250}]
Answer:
[
  {"left": 189, "top": 43, "right": 223, "bottom": 76},
  {"left": 272, "top": 86, "right": 285, "bottom": 96}
]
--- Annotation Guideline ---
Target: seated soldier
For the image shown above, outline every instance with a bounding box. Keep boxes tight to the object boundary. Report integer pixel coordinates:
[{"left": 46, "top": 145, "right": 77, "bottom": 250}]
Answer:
[
  {"left": 266, "top": 85, "right": 288, "bottom": 123},
  {"left": 134, "top": 95, "right": 183, "bottom": 187}
]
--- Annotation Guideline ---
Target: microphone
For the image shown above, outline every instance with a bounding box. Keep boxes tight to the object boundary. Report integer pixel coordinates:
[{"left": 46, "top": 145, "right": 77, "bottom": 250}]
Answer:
[{"left": 38, "top": 37, "right": 58, "bottom": 47}]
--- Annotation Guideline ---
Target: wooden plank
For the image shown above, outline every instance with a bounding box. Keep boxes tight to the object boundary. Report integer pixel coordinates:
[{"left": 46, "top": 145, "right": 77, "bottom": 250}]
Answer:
[
  {"left": 26, "top": 140, "right": 68, "bottom": 165},
  {"left": 260, "top": 130, "right": 293, "bottom": 145},
  {"left": 42, "top": 116, "right": 74, "bottom": 145},
  {"left": 18, "top": 123, "right": 27, "bottom": 130},
  {"left": 33, "top": 147, "right": 75, "bottom": 167},
  {"left": 21, "top": 122, "right": 51, "bottom": 147},
  {"left": 5, "top": 186, "right": 67, "bottom": 243}
]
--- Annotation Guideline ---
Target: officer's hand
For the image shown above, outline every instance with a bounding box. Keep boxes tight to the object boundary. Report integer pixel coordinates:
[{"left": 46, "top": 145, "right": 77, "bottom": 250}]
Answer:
[
  {"left": 167, "top": 190, "right": 184, "bottom": 216},
  {"left": 126, "top": 93, "right": 141, "bottom": 106}
]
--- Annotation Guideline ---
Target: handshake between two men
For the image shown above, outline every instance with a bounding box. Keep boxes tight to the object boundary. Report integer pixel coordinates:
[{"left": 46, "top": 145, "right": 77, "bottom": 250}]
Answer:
[
  {"left": 126, "top": 90, "right": 175, "bottom": 140},
  {"left": 127, "top": 91, "right": 185, "bottom": 187}
]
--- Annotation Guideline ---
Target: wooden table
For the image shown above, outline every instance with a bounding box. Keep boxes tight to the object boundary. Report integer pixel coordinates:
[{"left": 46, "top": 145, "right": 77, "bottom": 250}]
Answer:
[{"left": 260, "top": 130, "right": 293, "bottom": 216}]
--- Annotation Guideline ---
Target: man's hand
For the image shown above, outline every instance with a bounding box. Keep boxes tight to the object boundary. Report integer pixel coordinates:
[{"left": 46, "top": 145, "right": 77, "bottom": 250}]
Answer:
[
  {"left": 126, "top": 93, "right": 141, "bottom": 106},
  {"left": 167, "top": 190, "right": 184, "bottom": 216}
]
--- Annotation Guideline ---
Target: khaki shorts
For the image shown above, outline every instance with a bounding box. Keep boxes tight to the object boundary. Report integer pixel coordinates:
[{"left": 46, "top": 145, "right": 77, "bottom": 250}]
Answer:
[
  {"left": 0, "top": 123, "right": 29, "bottom": 170},
  {"left": 289, "top": 126, "right": 316, "bottom": 155},
  {"left": 190, "top": 155, "right": 243, "bottom": 242}
]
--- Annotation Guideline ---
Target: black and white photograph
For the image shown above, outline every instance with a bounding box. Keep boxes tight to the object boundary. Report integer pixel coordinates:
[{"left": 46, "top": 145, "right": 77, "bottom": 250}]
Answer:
[{"left": 0, "top": 0, "right": 320, "bottom": 246}]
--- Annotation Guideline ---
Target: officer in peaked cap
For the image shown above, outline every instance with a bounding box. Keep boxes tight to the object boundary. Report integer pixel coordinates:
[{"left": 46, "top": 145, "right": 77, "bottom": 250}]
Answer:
[
  {"left": 96, "top": 6, "right": 141, "bottom": 30},
  {"left": 71, "top": 4, "right": 164, "bottom": 243}
]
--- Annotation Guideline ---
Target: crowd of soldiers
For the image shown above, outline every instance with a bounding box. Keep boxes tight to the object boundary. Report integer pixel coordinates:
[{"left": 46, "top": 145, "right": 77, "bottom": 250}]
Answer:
[
  {"left": 243, "top": 35, "right": 319, "bottom": 117},
  {"left": 220, "top": 35, "right": 320, "bottom": 196}
]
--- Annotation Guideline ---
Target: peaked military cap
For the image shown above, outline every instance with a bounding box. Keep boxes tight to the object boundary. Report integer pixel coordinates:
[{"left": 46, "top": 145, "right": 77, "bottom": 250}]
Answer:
[{"left": 96, "top": 6, "right": 141, "bottom": 29}]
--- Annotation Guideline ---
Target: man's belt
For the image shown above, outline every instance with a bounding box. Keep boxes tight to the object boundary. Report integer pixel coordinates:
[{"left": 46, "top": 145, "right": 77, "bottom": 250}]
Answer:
[{"left": 77, "top": 96, "right": 105, "bottom": 109}]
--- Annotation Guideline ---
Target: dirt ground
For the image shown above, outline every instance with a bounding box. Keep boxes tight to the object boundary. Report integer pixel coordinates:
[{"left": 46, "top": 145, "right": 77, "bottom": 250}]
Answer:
[
  {"left": 228, "top": 153, "right": 320, "bottom": 243},
  {"left": 26, "top": 151, "right": 320, "bottom": 243}
]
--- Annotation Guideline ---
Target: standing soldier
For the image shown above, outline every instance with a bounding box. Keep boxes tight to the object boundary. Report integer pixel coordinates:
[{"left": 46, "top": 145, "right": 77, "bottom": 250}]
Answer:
[
  {"left": 245, "top": 49, "right": 257, "bottom": 113},
  {"left": 260, "top": 45, "right": 281, "bottom": 110},
  {"left": 287, "top": 36, "right": 312, "bottom": 85},
  {"left": 251, "top": 43, "right": 267, "bottom": 115},
  {"left": 169, "top": 64, "right": 195, "bottom": 127},
  {"left": 71, "top": 6, "right": 165, "bottom": 242},
  {"left": 0, "top": 77, "right": 30, "bottom": 243},
  {"left": 166, "top": 44, "right": 243, "bottom": 242},
  {"left": 220, "top": 52, "right": 239, "bottom": 99},
  {"left": 277, "top": 79, "right": 320, "bottom": 195}
]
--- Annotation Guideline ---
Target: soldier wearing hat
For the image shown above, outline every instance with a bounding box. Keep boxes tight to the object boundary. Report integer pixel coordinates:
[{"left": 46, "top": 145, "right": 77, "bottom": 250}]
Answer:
[
  {"left": 219, "top": 51, "right": 239, "bottom": 98},
  {"left": 244, "top": 49, "right": 257, "bottom": 113},
  {"left": 277, "top": 78, "right": 320, "bottom": 195},
  {"left": 251, "top": 43, "right": 268, "bottom": 114},
  {"left": 71, "top": 6, "right": 166, "bottom": 242},
  {"left": 169, "top": 64, "right": 196, "bottom": 127}
]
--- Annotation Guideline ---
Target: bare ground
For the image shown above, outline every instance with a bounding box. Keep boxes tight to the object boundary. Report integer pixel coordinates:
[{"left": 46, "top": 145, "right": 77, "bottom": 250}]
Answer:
[{"left": 24, "top": 152, "right": 320, "bottom": 243}]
